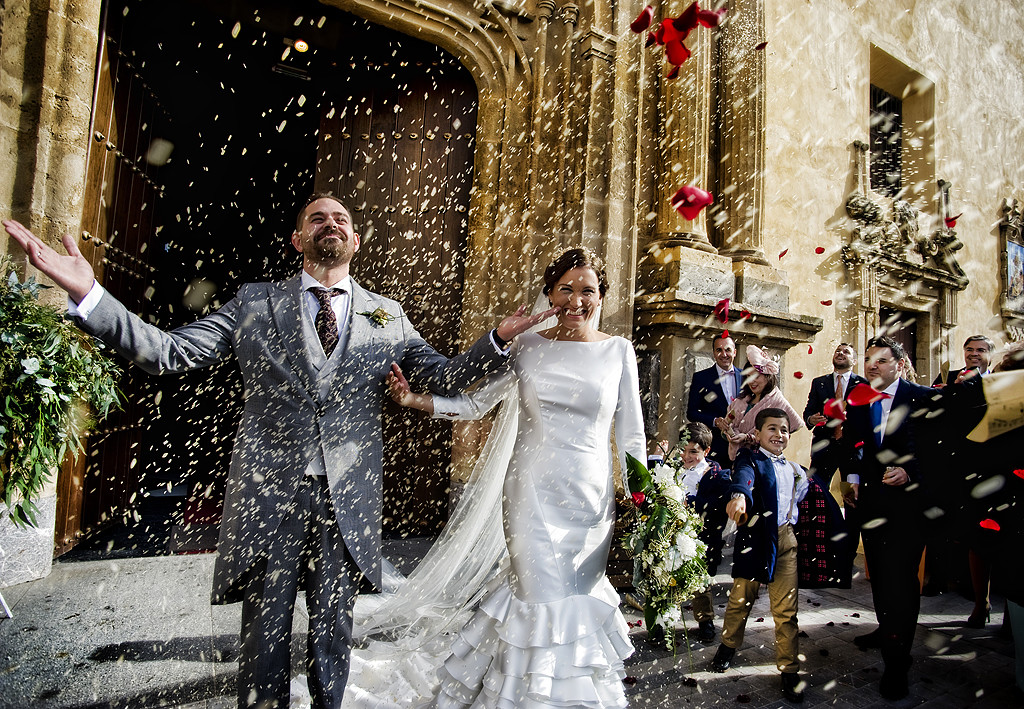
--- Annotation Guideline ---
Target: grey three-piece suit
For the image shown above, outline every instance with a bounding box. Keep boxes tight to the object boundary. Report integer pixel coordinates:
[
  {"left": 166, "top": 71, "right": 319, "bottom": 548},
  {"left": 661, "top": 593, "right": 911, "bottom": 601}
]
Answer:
[{"left": 77, "top": 273, "right": 505, "bottom": 707}]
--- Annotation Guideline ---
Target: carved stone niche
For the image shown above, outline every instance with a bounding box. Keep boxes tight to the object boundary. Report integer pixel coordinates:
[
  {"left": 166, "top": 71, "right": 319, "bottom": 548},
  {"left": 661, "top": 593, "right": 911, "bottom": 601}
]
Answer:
[
  {"left": 998, "top": 198, "right": 1024, "bottom": 340},
  {"left": 844, "top": 144, "right": 968, "bottom": 288}
]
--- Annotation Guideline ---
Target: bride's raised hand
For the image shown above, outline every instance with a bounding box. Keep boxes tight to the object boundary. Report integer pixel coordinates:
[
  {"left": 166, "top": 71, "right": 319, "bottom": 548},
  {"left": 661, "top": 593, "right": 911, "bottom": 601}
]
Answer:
[
  {"left": 495, "top": 304, "right": 560, "bottom": 343},
  {"left": 3, "top": 220, "right": 95, "bottom": 303},
  {"left": 386, "top": 363, "right": 434, "bottom": 413}
]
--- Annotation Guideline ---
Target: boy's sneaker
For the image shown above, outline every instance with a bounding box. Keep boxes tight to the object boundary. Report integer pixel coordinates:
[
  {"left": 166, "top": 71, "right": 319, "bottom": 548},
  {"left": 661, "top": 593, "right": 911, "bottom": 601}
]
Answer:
[{"left": 696, "top": 620, "right": 716, "bottom": 642}]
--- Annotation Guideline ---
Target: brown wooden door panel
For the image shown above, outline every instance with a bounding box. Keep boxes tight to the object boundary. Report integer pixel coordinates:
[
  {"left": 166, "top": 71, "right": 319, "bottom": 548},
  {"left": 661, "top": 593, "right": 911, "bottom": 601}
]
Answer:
[{"left": 315, "top": 56, "right": 477, "bottom": 536}]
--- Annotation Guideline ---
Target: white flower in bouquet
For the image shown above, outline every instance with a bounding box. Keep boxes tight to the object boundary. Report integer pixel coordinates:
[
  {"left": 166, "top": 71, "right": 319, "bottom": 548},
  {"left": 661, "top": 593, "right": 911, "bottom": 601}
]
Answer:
[
  {"left": 660, "top": 605, "right": 683, "bottom": 627},
  {"left": 661, "top": 483, "right": 685, "bottom": 505},
  {"left": 674, "top": 531, "right": 698, "bottom": 561},
  {"left": 651, "top": 463, "right": 676, "bottom": 488}
]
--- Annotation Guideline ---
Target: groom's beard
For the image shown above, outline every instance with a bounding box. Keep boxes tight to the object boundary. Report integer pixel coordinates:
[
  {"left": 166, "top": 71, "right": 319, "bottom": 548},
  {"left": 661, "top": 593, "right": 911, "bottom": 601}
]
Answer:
[{"left": 313, "top": 229, "right": 351, "bottom": 263}]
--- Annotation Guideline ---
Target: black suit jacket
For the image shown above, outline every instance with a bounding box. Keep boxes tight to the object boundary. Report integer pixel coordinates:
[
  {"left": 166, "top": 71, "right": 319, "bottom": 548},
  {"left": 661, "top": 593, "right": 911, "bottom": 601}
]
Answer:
[
  {"left": 932, "top": 368, "right": 963, "bottom": 387},
  {"left": 802, "top": 371, "right": 868, "bottom": 440},
  {"left": 687, "top": 364, "right": 743, "bottom": 462},
  {"left": 842, "top": 378, "right": 934, "bottom": 522}
]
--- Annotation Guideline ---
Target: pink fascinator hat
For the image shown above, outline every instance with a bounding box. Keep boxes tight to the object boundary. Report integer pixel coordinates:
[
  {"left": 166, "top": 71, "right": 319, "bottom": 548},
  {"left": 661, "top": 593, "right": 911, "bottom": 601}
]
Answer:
[{"left": 746, "top": 344, "right": 780, "bottom": 375}]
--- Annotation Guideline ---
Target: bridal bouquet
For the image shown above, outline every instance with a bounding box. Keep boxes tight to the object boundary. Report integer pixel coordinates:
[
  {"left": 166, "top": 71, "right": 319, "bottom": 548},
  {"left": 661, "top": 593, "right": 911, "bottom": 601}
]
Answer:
[{"left": 620, "top": 452, "right": 711, "bottom": 651}]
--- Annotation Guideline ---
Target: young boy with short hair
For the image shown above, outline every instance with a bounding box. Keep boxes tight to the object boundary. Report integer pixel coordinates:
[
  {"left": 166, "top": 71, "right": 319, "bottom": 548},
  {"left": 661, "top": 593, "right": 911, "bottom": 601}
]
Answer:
[
  {"left": 712, "top": 408, "right": 809, "bottom": 703},
  {"left": 676, "top": 422, "right": 731, "bottom": 643}
]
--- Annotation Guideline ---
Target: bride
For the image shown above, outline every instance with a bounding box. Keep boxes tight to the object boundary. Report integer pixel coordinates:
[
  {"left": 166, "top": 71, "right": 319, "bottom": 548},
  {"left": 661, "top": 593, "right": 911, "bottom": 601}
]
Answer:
[{"left": 345, "top": 247, "right": 646, "bottom": 708}]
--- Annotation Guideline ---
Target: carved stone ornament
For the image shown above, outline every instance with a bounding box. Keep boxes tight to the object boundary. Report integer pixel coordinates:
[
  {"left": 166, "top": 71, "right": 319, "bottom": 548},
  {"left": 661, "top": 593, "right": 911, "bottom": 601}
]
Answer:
[
  {"left": 998, "top": 198, "right": 1024, "bottom": 339},
  {"left": 842, "top": 141, "right": 967, "bottom": 289}
]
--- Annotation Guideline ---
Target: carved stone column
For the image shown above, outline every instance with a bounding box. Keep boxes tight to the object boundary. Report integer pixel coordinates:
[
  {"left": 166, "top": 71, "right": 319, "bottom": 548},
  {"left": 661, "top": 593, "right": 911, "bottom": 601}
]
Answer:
[
  {"left": 652, "top": 6, "right": 715, "bottom": 254},
  {"left": 717, "top": 0, "right": 767, "bottom": 265}
]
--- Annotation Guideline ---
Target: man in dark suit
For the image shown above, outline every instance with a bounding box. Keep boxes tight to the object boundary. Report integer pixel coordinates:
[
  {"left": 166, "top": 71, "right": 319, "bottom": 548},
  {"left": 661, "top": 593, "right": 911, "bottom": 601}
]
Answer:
[
  {"left": 687, "top": 334, "right": 743, "bottom": 464},
  {"left": 4, "top": 196, "right": 550, "bottom": 709},
  {"left": 803, "top": 342, "right": 867, "bottom": 484},
  {"left": 843, "top": 336, "right": 934, "bottom": 700},
  {"left": 932, "top": 334, "right": 994, "bottom": 386}
]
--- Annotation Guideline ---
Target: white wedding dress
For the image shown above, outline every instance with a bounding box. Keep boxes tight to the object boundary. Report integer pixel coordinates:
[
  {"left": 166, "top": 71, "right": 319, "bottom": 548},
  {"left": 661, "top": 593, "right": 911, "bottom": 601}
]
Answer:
[{"left": 342, "top": 331, "right": 646, "bottom": 708}]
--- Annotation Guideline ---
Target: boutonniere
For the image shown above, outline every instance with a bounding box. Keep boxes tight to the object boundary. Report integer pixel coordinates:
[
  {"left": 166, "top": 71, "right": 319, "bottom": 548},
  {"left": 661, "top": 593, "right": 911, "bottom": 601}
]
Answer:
[{"left": 358, "top": 307, "right": 396, "bottom": 328}]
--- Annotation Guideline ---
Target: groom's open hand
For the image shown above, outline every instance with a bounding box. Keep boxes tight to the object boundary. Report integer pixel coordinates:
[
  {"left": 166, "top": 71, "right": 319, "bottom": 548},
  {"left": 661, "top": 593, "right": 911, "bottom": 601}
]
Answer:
[
  {"left": 496, "top": 304, "right": 560, "bottom": 343},
  {"left": 4, "top": 219, "right": 95, "bottom": 303}
]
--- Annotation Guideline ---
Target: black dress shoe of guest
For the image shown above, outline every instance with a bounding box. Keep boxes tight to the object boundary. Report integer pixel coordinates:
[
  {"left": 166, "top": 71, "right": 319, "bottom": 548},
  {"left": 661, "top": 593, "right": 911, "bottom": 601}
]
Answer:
[
  {"left": 879, "top": 668, "right": 909, "bottom": 700},
  {"left": 781, "top": 672, "right": 805, "bottom": 703},
  {"left": 854, "top": 629, "right": 884, "bottom": 650},
  {"left": 711, "top": 644, "right": 735, "bottom": 672},
  {"left": 697, "top": 620, "right": 716, "bottom": 643}
]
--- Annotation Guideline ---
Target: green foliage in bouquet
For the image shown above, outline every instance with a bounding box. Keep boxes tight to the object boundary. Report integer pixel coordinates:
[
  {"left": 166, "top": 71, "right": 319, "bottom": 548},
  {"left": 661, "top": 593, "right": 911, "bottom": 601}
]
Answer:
[
  {"left": 621, "top": 452, "right": 712, "bottom": 651},
  {"left": 0, "top": 258, "right": 121, "bottom": 527}
]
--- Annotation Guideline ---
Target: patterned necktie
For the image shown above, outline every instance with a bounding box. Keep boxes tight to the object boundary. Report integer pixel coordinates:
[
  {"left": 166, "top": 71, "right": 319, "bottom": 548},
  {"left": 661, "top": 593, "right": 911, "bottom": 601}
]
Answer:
[
  {"left": 311, "top": 287, "right": 345, "bottom": 356},
  {"left": 834, "top": 374, "right": 845, "bottom": 440}
]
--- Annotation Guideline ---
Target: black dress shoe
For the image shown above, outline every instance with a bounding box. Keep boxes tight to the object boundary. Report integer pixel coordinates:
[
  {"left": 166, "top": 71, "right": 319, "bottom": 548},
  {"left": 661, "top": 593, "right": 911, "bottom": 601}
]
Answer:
[
  {"left": 879, "top": 668, "right": 909, "bottom": 700},
  {"left": 781, "top": 672, "right": 805, "bottom": 703},
  {"left": 854, "top": 629, "right": 883, "bottom": 650},
  {"left": 697, "top": 620, "right": 716, "bottom": 643},
  {"left": 711, "top": 644, "right": 735, "bottom": 672}
]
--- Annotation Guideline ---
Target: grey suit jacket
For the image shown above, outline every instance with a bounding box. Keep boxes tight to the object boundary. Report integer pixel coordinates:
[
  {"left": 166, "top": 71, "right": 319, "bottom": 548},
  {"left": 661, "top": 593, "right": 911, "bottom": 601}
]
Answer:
[{"left": 78, "top": 274, "right": 505, "bottom": 603}]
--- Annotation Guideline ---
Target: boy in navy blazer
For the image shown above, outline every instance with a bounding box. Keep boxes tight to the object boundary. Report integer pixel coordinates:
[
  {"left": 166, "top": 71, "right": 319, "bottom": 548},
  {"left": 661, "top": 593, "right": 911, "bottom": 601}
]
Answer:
[{"left": 711, "top": 408, "right": 809, "bottom": 703}]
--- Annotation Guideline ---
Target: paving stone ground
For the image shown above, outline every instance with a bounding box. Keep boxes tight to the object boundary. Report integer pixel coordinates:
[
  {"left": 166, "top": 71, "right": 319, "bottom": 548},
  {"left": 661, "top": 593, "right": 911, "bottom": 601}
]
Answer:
[{"left": 0, "top": 539, "right": 1019, "bottom": 708}]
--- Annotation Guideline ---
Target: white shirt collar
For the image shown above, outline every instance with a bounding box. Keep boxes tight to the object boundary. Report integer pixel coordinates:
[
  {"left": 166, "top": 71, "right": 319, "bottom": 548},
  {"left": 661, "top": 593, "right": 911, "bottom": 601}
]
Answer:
[
  {"left": 301, "top": 270, "right": 351, "bottom": 292},
  {"left": 716, "top": 364, "right": 736, "bottom": 377},
  {"left": 882, "top": 378, "right": 901, "bottom": 397}
]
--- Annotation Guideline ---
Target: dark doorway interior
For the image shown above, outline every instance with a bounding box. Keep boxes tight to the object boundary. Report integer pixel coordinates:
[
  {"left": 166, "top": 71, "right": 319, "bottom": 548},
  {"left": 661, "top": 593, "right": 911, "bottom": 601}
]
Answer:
[{"left": 67, "top": 0, "right": 476, "bottom": 558}]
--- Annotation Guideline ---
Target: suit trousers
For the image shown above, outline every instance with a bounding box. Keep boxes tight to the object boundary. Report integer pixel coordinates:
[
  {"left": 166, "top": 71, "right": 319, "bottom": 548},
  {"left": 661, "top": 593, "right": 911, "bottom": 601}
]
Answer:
[
  {"left": 721, "top": 524, "right": 800, "bottom": 673},
  {"left": 861, "top": 515, "right": 925, "bottom": 670},
  {"left": 691, "top": 588, "right": 715, "bottom": 622},
  {"left": 238, "top": 475, "right": 361, "bottom": 709}
]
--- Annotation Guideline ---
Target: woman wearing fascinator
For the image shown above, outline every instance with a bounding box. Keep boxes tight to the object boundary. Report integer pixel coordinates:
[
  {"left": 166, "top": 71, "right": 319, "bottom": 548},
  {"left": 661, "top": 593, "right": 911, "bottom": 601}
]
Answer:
[
  {"left": 717, "top": 345, "right": 804, "bottom": 461},
  {"left": 342, "top": 247, "right": 646, "bottom": 708}
]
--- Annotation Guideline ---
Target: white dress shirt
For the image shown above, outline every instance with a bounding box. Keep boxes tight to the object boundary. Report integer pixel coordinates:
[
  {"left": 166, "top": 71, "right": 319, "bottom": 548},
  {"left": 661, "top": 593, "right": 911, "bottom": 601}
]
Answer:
[
  {"left": 717, "top": 365, "right": 738, "bottom": 402},
  {"left": 301, "top": 270, "right": 351, "bottom": 353},
  {"left": 760, "top": 447, "right": 800, "bottom": 526},
  {"left": 845, "top": 378, "right": 901, "bottom": 486}
]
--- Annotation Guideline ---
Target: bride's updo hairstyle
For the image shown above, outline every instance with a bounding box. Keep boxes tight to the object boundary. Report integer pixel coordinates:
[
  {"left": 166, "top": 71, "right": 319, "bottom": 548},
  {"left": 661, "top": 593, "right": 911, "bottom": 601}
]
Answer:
[{"left": 542, "top": 247, "right": 609, "bottom": 298}]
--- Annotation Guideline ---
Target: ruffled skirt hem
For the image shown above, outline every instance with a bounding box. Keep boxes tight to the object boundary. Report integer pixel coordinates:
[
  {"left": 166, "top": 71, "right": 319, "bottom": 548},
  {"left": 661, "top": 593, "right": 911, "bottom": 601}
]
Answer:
[{"left": 435, "top": 574, "right": 634, "bottom": 708}]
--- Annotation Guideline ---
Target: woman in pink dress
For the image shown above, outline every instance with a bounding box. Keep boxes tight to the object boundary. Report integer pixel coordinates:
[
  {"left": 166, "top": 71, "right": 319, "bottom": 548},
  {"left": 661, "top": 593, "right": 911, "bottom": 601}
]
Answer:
[{"left": 718, "top": 345, "right": 804, "bottom": 461}]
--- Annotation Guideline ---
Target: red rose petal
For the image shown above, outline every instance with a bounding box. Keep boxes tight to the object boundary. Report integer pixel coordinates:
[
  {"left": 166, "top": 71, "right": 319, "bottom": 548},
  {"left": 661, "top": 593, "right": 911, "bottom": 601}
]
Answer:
[
  {"left": 980, "top": 518, "right": 1000, "bottom": 531},
  {"left": 808, "top": 345, "right": 813, "bottom": 354},
  {"left": 820, "top": 300, "right": 833, "bottom": 306},
  {"left": 754, "top": 40, "right": 768, "bottom": 51},
  {"left": 670, "top": 184, "right": 714, "bottom": 220},
  {"left": 722, "top": 329, "right": 729, "bottom": 339},
  {"left": 944, "top": 212, "right": 962, "bottom": 229},
  {"left": 623, "top": 676, "right": 638, "bottom": 685},
  {"left": 793, "top": 371, "right": 804, "bottom": 379},
  {"left": 713, "top": 298, "right": 730, "bottom": 323},
  {"left": 645, "top": 31, "right": 658, "bottom": 48},
  {"left": 665, "top": 39, "right": 692, "bottom": 67},
  {"left": 814, "top": 246, "right": 825, "bottom": 254},
  {"left": 854, "top": 440, "right": 864, "bottom": 448},
  {"left": 739, "top": 309, "right": 751, "bottom": 320},
  {"left": 696, "top": 7, "right": 727, "bottom": 28},
  {"left": 1014, "top": 469, "right": 1024, "bottom": 479},
  {"left": 846, "top": 382, "right": 887, "bottom": 406},
  {"left": 779, "top": 248, "right": 789, "bottom": 259},
  {"left": 666, "top": 64, "right": 681, "bottom": 79},
  {"left": 632, "top": 492, "right": 646, "bottom": 506},
  {"left": 823, "top": 397, "right": 847, "bottom": 421},
  {"left": 630, "top": 5, "right": 655, "bottom": 33},
  {"left": 672, "top": 2, "right": 700, "bottom": 38}
]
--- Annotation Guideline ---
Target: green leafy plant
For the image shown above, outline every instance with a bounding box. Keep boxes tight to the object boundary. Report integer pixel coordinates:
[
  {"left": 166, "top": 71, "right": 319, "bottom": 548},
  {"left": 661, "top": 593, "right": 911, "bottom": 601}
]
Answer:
[{"left": 0, "top": 257, "right": 121, "bottom": 527}]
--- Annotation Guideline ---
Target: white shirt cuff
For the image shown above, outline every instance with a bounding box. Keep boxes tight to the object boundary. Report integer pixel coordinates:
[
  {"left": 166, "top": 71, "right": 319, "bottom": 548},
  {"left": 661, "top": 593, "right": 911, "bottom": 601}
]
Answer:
[
  {"left": 489, "top": 329, "right": 511, "bottom": 355},
  {"left": 846, "top": 474, "right": 860, "bottom": 485},
  {"left": 67, "top": 280, "right": 104, "bottom": 320}
]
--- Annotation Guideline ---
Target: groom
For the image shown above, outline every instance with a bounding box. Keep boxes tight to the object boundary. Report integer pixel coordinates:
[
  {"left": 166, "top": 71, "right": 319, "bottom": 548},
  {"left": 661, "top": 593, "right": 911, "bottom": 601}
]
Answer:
[{"left": 4, "top": 194, "right": 550, "bottom": 709}]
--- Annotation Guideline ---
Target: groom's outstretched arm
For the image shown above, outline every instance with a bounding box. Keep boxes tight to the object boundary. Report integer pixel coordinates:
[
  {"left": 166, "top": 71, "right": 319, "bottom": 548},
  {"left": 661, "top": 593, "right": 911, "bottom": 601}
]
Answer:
[
  {"left": 5, "top": 218, "right": 237, "bottom": 374},
  {"left": 401, "top": 304, "right": 557, "bottom": 396}
]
